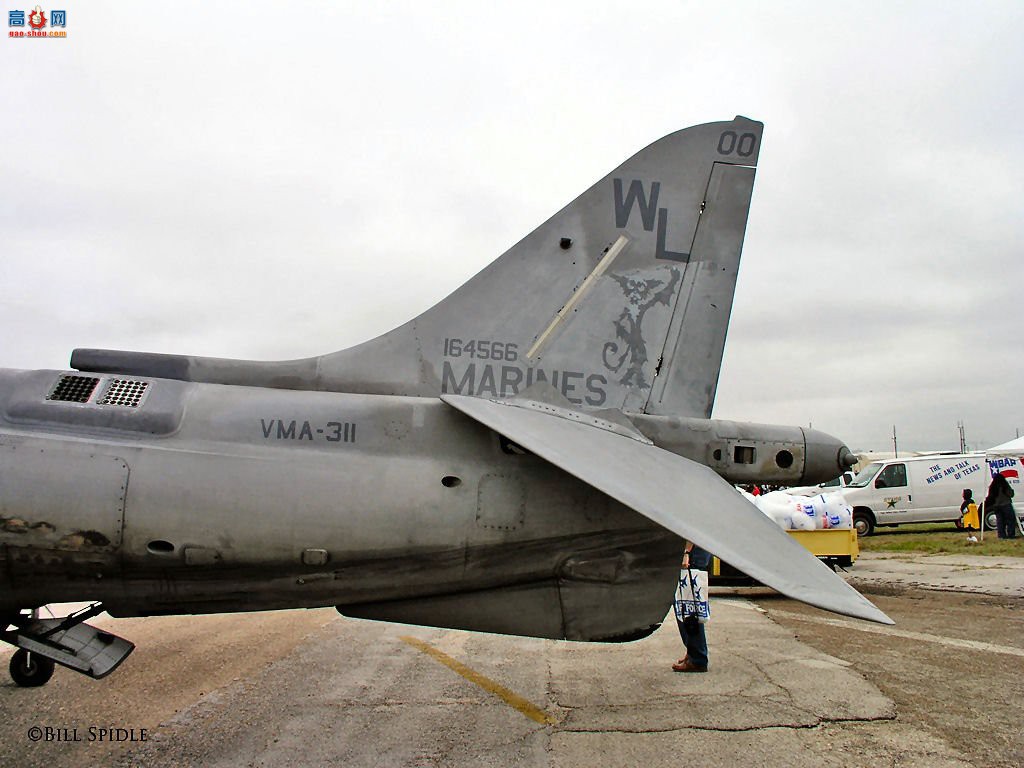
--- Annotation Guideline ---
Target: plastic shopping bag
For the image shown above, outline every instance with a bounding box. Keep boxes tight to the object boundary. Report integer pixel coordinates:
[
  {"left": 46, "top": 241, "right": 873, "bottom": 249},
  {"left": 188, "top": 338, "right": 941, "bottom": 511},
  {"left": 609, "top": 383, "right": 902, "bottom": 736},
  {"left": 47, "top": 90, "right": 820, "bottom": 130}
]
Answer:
[{"left": 673, "top": 568, "right": 710, "bottom": 623}]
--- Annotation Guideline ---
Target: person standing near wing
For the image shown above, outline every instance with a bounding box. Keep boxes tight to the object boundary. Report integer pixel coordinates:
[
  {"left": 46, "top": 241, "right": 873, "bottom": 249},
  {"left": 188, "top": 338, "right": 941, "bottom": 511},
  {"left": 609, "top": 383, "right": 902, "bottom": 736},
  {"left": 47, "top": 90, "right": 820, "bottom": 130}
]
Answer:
[{"left": 674, "top": 541, "right": 711, "bottom": 673}]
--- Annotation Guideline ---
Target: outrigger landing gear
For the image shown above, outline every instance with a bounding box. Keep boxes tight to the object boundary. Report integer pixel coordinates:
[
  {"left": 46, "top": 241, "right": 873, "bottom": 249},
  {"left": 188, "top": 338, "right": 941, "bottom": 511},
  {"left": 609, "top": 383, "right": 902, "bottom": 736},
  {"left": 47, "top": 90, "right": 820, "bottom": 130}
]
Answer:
[
  {"left": 2, "top": 603, "right": 135, "bottom": 687},
  {"left": 9, "top": 648, "right": 55, "bottom": 687}
]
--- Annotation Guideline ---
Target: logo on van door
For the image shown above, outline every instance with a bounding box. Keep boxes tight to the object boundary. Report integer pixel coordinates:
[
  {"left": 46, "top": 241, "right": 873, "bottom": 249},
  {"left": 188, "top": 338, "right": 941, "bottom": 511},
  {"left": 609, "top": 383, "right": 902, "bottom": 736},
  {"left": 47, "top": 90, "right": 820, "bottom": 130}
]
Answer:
[
  {"left": 990, "top": 456, "right": 1019, "bottom": 479},
  {"left": 884, "top": 497, "right": 901, "bottom": 508}
]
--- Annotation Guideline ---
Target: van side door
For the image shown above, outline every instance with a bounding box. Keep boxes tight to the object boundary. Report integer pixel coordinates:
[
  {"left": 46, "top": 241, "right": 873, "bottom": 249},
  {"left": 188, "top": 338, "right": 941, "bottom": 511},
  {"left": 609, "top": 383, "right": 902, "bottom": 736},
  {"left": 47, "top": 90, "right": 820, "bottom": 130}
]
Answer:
[{"left": 872, "top": 462, "right": 912, "bottom": 523}]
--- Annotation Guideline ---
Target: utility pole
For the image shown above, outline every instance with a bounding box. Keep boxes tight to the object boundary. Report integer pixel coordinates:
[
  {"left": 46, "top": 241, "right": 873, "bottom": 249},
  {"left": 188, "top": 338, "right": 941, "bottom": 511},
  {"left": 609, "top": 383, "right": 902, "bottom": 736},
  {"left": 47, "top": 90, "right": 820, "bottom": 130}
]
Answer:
[
  {"left": 958, "top": 421, "right": 967, "bottom": 453},
  {"left": 892, "top": 425, "right": 898, "bottom": 458}
]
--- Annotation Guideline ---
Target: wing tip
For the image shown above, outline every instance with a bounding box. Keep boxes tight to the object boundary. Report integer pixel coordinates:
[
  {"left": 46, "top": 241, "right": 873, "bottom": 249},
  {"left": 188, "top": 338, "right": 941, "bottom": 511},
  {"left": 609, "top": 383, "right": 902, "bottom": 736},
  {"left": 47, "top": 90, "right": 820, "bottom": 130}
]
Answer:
[
  {"left": 862, "top": 607, "right": 896, "bottom": 626},
  {"left": 829, "top": 595, "right": 894, "bottom": 626}
]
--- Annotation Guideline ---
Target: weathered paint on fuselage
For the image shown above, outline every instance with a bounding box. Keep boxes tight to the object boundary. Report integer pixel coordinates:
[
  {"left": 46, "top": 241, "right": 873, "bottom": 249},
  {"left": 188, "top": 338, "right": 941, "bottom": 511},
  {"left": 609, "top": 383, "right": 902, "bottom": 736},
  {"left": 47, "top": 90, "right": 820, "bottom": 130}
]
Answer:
[
  {"left": 0, "top": 365, "right": 851, "bottom": 640},
  {"left": 0, "top": 369, "right": 672, "bottom": 620}
]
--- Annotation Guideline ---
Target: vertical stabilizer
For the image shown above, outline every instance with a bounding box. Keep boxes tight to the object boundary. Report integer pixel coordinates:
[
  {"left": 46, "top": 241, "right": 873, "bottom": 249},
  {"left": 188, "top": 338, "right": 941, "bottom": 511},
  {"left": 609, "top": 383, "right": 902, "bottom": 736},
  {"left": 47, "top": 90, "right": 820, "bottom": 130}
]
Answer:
[
  {"left": 73, "top": 117, "right": 761, "bottom": 418},
  {"left": 316, "top": 116, "right": 761, "bottom": 416}
]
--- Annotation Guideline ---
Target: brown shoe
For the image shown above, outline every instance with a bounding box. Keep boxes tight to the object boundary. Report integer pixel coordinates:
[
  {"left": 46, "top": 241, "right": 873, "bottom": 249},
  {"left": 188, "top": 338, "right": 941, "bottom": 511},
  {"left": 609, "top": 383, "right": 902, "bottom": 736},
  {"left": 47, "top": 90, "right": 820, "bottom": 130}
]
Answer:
[{"left": 672, "top": 659, "right": 708, "bottom": 673}]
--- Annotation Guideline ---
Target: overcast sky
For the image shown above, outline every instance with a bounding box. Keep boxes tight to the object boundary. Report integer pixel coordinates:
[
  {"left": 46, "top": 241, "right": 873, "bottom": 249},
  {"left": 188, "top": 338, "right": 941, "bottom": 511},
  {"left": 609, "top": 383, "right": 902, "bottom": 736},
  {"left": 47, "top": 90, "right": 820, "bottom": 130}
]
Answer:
[{"left": 2, "top": 1, "right": 1022, "bottom": 453}]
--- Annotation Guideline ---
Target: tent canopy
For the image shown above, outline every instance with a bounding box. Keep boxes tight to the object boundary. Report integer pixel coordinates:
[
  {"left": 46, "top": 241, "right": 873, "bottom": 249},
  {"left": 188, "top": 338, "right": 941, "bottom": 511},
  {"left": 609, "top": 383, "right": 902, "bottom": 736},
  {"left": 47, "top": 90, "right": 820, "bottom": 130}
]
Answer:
[{"left": 986, "top": 437, "right": 1024, "bottom": 457}]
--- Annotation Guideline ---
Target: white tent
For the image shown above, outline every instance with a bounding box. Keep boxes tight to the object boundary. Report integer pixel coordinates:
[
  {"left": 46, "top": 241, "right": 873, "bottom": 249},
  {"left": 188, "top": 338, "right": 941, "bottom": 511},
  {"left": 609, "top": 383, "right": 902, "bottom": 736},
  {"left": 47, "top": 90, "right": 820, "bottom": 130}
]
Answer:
[
  {"left": 986, "top": 436, "right": 1024, "bottom": 457},
  {"left": 982, "top": 437, "right": 1024, "bottom": 538}
]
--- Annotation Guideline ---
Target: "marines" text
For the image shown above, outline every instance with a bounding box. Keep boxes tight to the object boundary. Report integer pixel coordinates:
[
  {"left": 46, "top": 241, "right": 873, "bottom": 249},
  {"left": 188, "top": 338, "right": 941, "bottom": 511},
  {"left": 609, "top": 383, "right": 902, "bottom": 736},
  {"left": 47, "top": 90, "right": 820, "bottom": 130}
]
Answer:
[{"left": 441, "top": 361, "right": 607, "bottom": 406}]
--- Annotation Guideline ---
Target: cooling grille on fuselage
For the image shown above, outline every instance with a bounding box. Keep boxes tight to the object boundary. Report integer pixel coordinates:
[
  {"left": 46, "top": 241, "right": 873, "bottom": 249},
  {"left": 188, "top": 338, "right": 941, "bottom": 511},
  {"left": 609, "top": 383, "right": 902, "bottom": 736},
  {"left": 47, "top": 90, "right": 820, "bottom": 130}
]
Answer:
[
  {"left": 46, "top": 375, "right": 100, "bottom": 403},
  {"left": 98, "top": 378, "right": 150, "bottom": 408}
]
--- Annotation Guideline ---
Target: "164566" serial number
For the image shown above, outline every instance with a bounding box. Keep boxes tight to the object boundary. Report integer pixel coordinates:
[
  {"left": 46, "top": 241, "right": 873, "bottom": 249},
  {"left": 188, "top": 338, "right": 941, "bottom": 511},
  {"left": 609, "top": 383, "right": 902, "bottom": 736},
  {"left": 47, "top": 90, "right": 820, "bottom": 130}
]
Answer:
[{"left": 443, "top": 338, "right": 518, "bottom": 362}]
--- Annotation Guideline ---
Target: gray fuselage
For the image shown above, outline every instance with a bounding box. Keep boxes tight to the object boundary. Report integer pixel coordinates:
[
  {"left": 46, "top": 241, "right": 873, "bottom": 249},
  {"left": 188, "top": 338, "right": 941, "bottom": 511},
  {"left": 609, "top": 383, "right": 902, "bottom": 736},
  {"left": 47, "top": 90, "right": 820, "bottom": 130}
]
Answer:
[{"left": 0, "top": 367, "right": 847, "bottom": 640}]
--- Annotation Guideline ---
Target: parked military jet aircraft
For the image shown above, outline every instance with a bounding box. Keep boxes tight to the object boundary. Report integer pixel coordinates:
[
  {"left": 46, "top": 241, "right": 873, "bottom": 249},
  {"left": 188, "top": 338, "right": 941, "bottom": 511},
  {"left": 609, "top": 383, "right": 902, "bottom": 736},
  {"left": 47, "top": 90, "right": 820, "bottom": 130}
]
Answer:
[{"left": 0, "top": 116, "right": 890, "bottom": 687}]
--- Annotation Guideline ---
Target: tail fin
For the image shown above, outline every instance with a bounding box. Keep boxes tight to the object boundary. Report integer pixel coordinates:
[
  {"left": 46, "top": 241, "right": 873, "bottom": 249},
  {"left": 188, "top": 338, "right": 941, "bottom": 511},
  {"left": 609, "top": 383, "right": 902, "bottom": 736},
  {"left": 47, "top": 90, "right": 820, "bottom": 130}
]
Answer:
[{"left": 74, "top": 117, "right": 761, "bottom": 417}]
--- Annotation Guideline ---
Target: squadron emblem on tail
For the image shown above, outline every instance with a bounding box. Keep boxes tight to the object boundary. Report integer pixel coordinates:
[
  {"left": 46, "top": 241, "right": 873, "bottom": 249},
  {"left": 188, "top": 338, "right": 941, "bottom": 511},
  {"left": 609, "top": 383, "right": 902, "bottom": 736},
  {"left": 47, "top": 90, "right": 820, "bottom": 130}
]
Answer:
[{"left": 602, "top": 267, "right": 680, "bottom": 388}]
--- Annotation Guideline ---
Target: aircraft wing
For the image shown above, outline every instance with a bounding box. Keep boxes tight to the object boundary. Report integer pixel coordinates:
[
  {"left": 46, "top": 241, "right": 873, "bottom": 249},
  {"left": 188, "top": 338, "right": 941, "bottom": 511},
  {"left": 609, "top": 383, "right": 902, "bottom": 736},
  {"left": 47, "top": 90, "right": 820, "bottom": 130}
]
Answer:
[{"left": 441, "top": 394, "right": 893, "bottom": 625}]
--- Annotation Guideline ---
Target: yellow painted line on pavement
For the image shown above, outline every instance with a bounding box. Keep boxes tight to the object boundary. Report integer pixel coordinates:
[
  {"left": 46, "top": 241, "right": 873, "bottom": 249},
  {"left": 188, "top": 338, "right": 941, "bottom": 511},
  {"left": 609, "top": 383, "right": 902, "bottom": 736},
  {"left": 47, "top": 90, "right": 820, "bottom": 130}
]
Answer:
[
  {"left": 400, "top": 636, "right": 559, "bottom": 725},
  {"left": 769, "top": 609, "right": 1024, "bottom": 658}
]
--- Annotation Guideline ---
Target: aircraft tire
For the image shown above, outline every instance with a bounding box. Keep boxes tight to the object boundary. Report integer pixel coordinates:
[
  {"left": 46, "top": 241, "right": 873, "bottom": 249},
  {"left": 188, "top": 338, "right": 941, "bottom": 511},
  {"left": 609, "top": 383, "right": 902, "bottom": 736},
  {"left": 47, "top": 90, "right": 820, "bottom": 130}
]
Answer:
[{"left": 9, "top": 649, "right": 55, "bottom": 687}]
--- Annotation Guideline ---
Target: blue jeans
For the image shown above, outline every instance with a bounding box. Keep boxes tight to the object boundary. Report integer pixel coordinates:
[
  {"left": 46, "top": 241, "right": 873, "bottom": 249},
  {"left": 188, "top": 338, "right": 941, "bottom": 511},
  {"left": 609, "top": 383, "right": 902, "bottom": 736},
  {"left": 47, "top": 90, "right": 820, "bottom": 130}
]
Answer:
[
  {"left": 996, "top": 505, "right": 1018, "bottom": 538},
  {"left": 676, "top": 616, "right": 708, "bottom": 669},
  {"left": 678, "top": 545, "right": 711, "bottom": 668}
]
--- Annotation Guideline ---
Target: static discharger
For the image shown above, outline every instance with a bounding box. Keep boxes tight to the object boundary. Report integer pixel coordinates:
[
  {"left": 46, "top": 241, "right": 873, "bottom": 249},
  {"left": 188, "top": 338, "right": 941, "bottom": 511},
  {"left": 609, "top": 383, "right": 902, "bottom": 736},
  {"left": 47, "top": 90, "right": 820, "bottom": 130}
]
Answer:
[{"left": 526, "top": 234, "right": 630, "bottom": 360}]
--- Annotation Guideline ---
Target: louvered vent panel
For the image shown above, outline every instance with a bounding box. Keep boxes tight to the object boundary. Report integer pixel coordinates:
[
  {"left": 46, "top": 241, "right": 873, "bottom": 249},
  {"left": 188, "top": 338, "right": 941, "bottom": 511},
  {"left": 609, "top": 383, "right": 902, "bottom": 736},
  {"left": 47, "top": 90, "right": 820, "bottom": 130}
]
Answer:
[
  {"left": 99, "top": 379, "right": 150, "bottom": 408},
  {"left": 47, "top": 375, "right": 100, "bottom": 403}
]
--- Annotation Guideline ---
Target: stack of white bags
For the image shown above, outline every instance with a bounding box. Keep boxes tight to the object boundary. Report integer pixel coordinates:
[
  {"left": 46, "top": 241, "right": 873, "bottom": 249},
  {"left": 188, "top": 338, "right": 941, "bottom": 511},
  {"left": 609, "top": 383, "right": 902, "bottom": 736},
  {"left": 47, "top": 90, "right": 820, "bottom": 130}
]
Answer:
[{"left": 739, "top": 489, "right": 854, "bottom": 531}]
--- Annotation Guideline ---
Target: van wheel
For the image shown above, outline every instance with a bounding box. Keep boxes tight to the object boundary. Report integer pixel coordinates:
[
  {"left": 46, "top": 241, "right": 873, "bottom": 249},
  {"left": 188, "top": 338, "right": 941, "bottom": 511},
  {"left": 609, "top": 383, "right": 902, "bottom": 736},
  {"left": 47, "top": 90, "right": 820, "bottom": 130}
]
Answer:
[
  {"left": 853, "top": 511, "right": 874, "bottom": 537},
  {"left": 981, "top": 504, "right": 998, "bottom": 531}
]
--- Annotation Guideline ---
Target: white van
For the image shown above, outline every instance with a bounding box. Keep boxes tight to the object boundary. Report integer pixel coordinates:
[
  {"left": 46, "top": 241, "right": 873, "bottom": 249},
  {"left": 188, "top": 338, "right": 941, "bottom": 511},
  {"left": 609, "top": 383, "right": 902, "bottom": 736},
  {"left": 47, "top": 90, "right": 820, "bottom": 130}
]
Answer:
[{"left": 842, "top": 453, "right": 987, "bottom": 536}]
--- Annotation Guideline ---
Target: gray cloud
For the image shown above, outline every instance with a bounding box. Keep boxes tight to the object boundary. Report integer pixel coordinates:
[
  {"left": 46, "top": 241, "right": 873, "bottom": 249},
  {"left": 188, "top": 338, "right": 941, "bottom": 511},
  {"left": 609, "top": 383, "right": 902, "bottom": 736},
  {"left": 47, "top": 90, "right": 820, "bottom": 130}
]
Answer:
[{"left": 2, "top": 1, "right": 1021, "bottom": 452}]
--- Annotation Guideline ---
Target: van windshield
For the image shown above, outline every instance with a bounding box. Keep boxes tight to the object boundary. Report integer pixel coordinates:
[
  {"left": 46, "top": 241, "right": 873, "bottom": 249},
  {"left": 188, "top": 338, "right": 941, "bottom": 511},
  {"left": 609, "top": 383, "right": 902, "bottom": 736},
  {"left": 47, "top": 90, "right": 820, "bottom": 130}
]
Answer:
[{"left": 847, "top": 463, "right": 882, "bottom": 488}]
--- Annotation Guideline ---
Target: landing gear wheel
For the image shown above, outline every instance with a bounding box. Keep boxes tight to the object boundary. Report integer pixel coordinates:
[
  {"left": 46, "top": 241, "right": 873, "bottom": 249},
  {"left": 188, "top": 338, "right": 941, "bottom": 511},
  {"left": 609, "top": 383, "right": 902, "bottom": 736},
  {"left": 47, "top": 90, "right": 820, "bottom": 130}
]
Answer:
[{"left": 9, "top": 649, "right": 55, "bottom": 687}]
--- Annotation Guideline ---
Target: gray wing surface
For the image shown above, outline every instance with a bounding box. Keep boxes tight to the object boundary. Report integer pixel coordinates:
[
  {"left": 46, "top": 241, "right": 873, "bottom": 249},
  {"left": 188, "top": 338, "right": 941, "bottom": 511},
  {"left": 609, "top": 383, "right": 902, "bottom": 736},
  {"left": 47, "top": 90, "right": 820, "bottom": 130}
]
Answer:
[{"left": 442, "top": 394, "right": 893, "bottom": 626}]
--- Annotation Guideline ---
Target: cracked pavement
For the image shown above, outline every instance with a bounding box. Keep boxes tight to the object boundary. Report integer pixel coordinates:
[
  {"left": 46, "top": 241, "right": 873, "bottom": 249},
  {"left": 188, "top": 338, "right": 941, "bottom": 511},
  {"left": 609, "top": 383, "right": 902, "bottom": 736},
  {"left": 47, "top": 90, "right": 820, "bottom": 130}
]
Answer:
[{"left": 1, "top": 552, "right": 1020, "bottom": 767}]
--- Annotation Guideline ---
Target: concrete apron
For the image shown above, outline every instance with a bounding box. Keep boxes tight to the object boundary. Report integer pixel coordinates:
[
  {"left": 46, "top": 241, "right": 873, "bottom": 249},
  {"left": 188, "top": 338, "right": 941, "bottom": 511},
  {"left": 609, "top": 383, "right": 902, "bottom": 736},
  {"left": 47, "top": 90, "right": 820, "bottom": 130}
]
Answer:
[
  {"left": 549, "top": 597, "right": 893, "bottom": 732},
  {"left": 845, "top": 552, "right": 1024, "bottom": 597}
]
